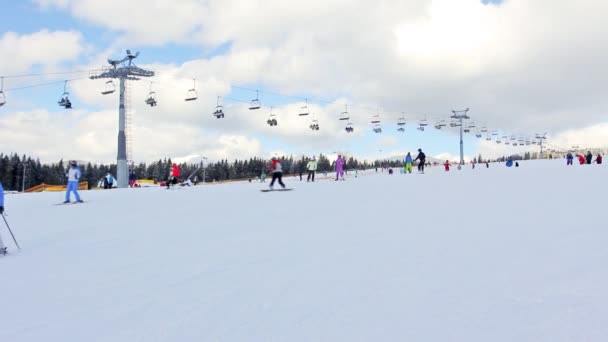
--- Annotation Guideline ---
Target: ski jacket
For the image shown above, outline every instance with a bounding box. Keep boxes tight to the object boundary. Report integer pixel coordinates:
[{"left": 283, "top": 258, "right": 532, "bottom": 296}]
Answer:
[
  {"left": 566, "top": 153, "right": 573, "bottom": 160},
  {"left": 414, "top": 152, "right": 426, "bottom": 162},
  {"left": 336, "top": 157, "right": 344, "bottom": 171},
  {"left": 0, "top": 181, "right": 4, "bottom": 207},
  {"left": 172, "top": 164, "right": 181, "bottom": 178},
  {"left": 596, "top": 155, "right": 603, "bottom": 164},
  {"left": 586, "top": 153, "right": 593, "bottom": 164},
  {"left": 105, "top": 174, "right": 114, "bottom": 183},
  {"left": 129, "top": 172, "right": 136, "bottom": 181},
  {"left": 271, "top": 160, "right": 283, "bottom": 173},
  {"left": 307, "top": 160, "right": 318, "bottom": 171},
  {"left": 405, "top": 154, "right": 413, "bottom": 163},
  {"left": 66, "top": 167, "right": 81, "bottom": 182}
]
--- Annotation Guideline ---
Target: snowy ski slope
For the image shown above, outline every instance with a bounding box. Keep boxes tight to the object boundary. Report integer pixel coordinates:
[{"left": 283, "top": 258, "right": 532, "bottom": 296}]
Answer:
[{"left": 1, "top": 159, "right": 607, "bottom": 342}]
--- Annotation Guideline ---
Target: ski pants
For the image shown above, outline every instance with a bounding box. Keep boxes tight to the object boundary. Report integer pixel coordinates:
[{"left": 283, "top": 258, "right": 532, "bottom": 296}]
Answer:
[
  {"left": 567, "top": 159, "right": 573, "bottom": 165},
  {"left": 418, "top": 161, "right": 425, "bottom": 172},
  {"left": 404, "top": 163, "right": 413, "bottom": 173},
  {"left": 270, "top": 172, "right": 285, "bottom": 188},
  {"left": 307, "top": 171, "right": 315, "bottom": 182},
  {"left": 65, "top": 181, "right": 81, "bottom": 202}
]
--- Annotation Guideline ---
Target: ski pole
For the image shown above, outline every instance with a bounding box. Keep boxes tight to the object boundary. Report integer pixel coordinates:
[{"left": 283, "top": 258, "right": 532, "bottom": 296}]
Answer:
[{"left": 1, "top": 214, "right": 20, "bottom": 249}]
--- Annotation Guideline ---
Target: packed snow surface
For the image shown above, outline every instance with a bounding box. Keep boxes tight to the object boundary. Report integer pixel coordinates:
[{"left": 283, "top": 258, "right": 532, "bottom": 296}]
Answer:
[{"left": 1, "top": 160, "right": 607, "bottom": 342}]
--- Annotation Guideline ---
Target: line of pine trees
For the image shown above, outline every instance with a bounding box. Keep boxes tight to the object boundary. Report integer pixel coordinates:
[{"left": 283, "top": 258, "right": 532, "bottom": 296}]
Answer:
[{"left": 0, "top": 153, "right": 402, "bottom": 191}]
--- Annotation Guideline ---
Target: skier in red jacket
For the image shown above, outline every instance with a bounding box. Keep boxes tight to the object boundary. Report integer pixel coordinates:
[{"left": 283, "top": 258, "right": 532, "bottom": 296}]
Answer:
[
  {"left": 443, "top": 160, "right": 450, "bottom": 171},
  {"left": 166, "top": 163, "right": 181, "bottom": 189}
]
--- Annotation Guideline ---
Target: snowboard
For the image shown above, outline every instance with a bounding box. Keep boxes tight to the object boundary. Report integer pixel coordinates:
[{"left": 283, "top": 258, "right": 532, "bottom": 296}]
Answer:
[{"left": 260, "top": 188, "right": 293, "bottom": 192}]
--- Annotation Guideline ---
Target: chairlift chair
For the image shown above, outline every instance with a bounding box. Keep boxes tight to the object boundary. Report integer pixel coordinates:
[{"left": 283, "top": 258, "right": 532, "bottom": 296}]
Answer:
[
  {"left": 417, "top": 125, "right": 425, "bottom": 131},
  {"left": 475, "top": 132, "right": 482, "bottom": 138},
  {"left": 213, "top": 96, "right": 225, "bottom": 118},
  {"left": 58, "top": 80, "right": 72, "bottom": 109},
  {"left": 486, "top": 135, "right": 492, "bottom": 141},
  {"left": 492, "top": 130, "right": 498, "bottom": 136},
  {"left": 373, "top": 123, "right": 382, "bottom": 133},
  {"left": 345, "top": 122, "right": 354, "bottom": 133},
  {"left": 371, "top": 113, "right": 381, "bottom": 124},
  {"left": 397, "top": 116, "right": 406, "bottom": 126},
  {"left": 463, "top": 127, "right": 470, "bottom": 133},
  {"left": 249, "top": 90, "right": 261, "bottom": 110},
  {"left": 299, "top": 99, "right": 310, "bottom": 116},
  {"left": 185, "top": 79, "right": 198, "bottom": 101},
  {"left": 101, "top": 80, "right": 116, "bottom": 95},
  {"left": 267, "top": 108, "right": 278, "bottom": 126},
  {"left": 419, "top": 119, "right": 428, "bottom": 126},
  {"left": 481, "top": 126, "right": 488, "bottom": 133},
  {"left": 309, "top": 118, "right": 319, "bottom": 131},
  {"left": 397, "top": 127, "right": 405, "bottom": 132},
  {"left": 339, "top": 105, "right": 349, "bottom": 120},
  {"left": 145, "top": 82, "right": 157, "bottom": 106}
]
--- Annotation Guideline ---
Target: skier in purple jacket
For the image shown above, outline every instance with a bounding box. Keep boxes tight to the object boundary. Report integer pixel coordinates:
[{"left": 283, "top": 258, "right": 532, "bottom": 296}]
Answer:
[{"left": 335, "top": 155, "right": 345, "bottom": 181}]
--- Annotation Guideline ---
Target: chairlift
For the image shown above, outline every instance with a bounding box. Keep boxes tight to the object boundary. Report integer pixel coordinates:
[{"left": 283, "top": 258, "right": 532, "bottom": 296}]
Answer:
[
  {"left": 397, "top": 127, "right": 405, "bottom": 132},
  {"left": 267, "top": 107, "right": 278, "bottom": 126},
  {"left": 371, "top": 111, "right": 381, "bottom": 124},
  {"left": 450, "top": 120, "right": 461, "bottom": 128},
  {"left": 417, "top": 124, "right": 425, "bottom": 131},
  {"left": 0, "top": 77, "right": 5, "bottom": 107},
  {"left": 345, "top": 122, "right": 354, "bottom": 133},
  {"left": 57, "top": 80, "right": 72, "bottom": 109},
  {"left": 213, "top": 96, "right": 225, "bottom": 118},
  {"left": 339, "top": 104, "right": 349, "bottom": 121},
  {"left": 505, "top": 141, "right": 510, "bottom": 145},
  {"left": 373, "top": 123, "right": 382, "bottom": 133},
  {"left": 419, "top": 119, "right": 428, "bottom": 126},
  {"left": 309, "top": 118, "right": 319, "bottom": 131},
  {"left": 397, "top": 115, "right": 406, "bottom": 126},
  {"left": 145, "top": 82, "right": 157, "bottom": 107},
  {"left": 475, "top": 132, "right": 482, "bottom": 138},
  {"left": 434, "top": 120, "right": 446, "bottom": 130},
  {"left": 481, "top": 126, "right": 488, "bottom": 133},
  {"left": 299, "top": 98, "right": 310, "bottom": 116},
  {"left": 185, "top": 79, "right": 198, "bottom": 101},
  {"left": 101, "top": 80, "right": 115, "bottom": 95},
  {"left": 249, "top": 90, "right": 261, "bottom": 110},
  {"left": 485, "top": 135, "right": 492, "bottom": 141},
  {"left": 468, "top": 121, "right": 476, "bottom": 128},
  {"left": 496, "top": 139, "right": 502, "bottom": 144},
  {"left": 492, "top": 130, "right": 498, "bottom": 136},
  {"left": 463, "top": 127, "right": 470, "bottom": 133}
]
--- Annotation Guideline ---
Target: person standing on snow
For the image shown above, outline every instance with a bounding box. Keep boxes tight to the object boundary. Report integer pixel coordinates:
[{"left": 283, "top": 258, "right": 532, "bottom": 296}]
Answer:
[
  {"left": 166, "top": 163, "right": 180, "bottom": 189},
  {"left": 307, "top": 157, "right": 317, "bottom": 182},
  {"left": 404, "top": 152, "right": 413, "bottom": 174},
  {"left": 64, "top": 160, "right": 83, "bottom": 203},
  {"left": 335, "top": 155, "right": 345, "bottom": 181},
  {"left": 566, "top": 152, "right": 574, "bottom": 165},
  {"left": 414, "top": 148, "right": 426, "bottom": 173},
  {"left": 269, "top": 157, "right": 286, "bottom": 189},
  {"left": 105, "top": 173, "right": 114, "bottom": 189},
  {"left": 0, "top": 180, "right": 6, "bottom": 255},
  {"left": 129, "top": 170, "right": 137, "bottom": 187},
  {"left": 594, "top": 154, "right": 603, "bottom": 164},
  {"left": 444, "top": 160, "right": 450, "bottom": 171},
  {"left": 586, "top": 151, "right": 593, "bottom": 164}
]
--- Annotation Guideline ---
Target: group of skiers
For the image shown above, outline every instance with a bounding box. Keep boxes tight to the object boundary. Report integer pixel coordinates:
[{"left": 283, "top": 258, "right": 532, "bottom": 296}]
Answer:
[{"left": 566, "top": 151, "right": 602, "bottom": 165}]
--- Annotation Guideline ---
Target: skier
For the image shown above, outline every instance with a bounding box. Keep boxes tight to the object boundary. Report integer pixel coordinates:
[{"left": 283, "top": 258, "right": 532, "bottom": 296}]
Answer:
[
  {"left": 0, "top": 180, "right": 6, "bottom": 255},
  {"left": 335, "top": 155, "right": 345, "bottom": 181},
  {"left": 414, "top": 148, "right": 426, "bottom": 173},
  {"left": 166, "top": 163, "right": 180, "bottom": 189},
  {"left": 64, "top": 160, "right": 83, "bottom": 203},
  {"left": 404, "top": 152, "right": 413, "bottom": 174},
  {"left": 585, "top": 151, "right": 593, "bottom": 164},
  {"left": 443, "top": 160, "right": 450, "bottom": 171},
  {"left": 307, "top": 157, "right": 317, "bottom": 182},
  {"left": 269, "top": 157, "right": 286, "bottom": 189},
  {"left": 594, "top": 154, "right": 603, "bottom": 164},
  {"left": 566, "top": 152, "right": 574, "bottom": 165},
  {"left": 577, "top": 154, "right": 586, "bottom": 165}
]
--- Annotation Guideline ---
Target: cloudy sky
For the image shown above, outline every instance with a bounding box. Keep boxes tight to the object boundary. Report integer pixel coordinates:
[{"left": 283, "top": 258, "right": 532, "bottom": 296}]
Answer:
[{"left": 1, "top": 0, "right": 607, "bottom": 164}]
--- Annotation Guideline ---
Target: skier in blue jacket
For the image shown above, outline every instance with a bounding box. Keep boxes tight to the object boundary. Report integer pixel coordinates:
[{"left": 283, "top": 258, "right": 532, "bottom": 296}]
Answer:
[
  {"left": 64, "top": 160, "right": 83, "bottom": 203},
  {"left": 403, "top": 152, "right": 413, "bottom": 173},
  {"left": 0, "top": 180, "right": 6, "bottom": 254}
]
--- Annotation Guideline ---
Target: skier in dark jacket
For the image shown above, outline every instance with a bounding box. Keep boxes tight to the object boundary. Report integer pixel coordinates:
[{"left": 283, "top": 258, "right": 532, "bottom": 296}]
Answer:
[
  {"left": 414, "top": 148, "right": 427, "bottom": 173},
  {"left": 585, "top": 151, "right": 593, "bottom": 164},
  {"left": 566, "top": 152, "right": 573, "bottom": 165}
]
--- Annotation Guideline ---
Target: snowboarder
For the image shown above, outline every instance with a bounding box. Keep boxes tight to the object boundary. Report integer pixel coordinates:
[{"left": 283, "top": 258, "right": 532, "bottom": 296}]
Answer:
[
  {"left": 444, "top": 160, "right": 450, "bottom": 171},
  {"left": 129, "top": 170, "right": 137, "bottom": 187},
  {"left": 269, "top": 157, "right": 286, "bottom": 189},
  {"left": 335, "top": 155, "right": 345, "bottom": 181},
  {"left": 64, "top": 160, "right": 83, "bottom": 203},
  {"left": 0, "top": 180, "right": 6, "bottom": 255},
  {"left": 586, "top": 151, "right": 593, "bottom": 164},
  {"left": 414, "top": 148, "right": 426, "bottom": 173},
  {"left": 566, "top": 152, "right": 574, "bottom": 165},
  {"left": 307, "top": 157, "right": 317, "bottom": 182},
  {"left": 105, "top": 173, "right": 114, "bottom": 189},
  {"left": 404, "top": 152, "right": 413, "bottom": 174}
]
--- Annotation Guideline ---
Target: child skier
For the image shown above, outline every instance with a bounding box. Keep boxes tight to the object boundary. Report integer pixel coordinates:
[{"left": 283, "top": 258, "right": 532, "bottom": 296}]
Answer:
[
  {"left": 269, "top": 157, "right": 286, "bottom": 189},
  {"left": 404, "top": 152, "right": 413, "bottom": 174},
  {"left": 444, "top": 160, "right": 450, "bottom": 171},
  {"left": 64, "top": 160, "right": 83, "bottom": 203}
]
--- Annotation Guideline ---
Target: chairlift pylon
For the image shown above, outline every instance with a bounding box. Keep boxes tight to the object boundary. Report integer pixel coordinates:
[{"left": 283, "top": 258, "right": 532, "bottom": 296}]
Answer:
[
  {"left": 57, "top": 80, "right": 72, "bottom": 109},
  {"left": 101, "top": 80, "right": 115, "bottom": 95},
  {"left": 185, "top": 78, "right": 198, "bottom": 101},
  {"left": 145, "top": 82, "right": 157, "bottom": 107},
  {"left": 249, "top": 90, "right": 261, "bottom": 110}
]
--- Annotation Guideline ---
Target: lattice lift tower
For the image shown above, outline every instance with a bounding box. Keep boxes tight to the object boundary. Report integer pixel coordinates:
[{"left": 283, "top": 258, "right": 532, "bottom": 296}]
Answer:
[{"left": 90, "top": 50, "right": 154, "bottom": 188}]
